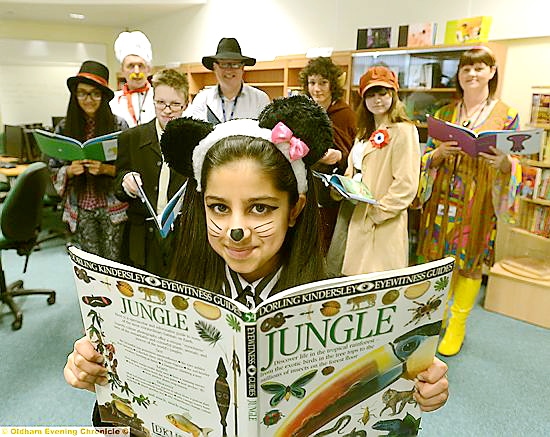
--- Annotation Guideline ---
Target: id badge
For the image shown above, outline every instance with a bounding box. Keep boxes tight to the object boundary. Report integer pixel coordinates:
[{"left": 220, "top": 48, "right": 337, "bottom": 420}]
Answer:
[{"left": 437, "top": 203, "right": 457, "bottom": 218}]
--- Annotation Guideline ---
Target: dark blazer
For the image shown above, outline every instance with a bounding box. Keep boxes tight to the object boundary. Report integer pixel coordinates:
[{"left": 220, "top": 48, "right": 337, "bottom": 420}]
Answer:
[{"left": 115, "top": 118, "right": 187, "bottom": 275}]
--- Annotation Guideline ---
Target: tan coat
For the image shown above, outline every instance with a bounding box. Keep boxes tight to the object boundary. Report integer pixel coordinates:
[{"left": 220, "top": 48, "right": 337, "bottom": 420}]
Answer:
[{"left": 341, "top": 122, "right": 420, "bottom": 275}]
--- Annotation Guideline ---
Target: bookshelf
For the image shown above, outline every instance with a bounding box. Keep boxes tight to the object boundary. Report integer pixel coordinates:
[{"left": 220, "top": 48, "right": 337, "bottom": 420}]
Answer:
[
  {"left": 173, "top": 52, "right": 353, "bottom": 103},
  {"left": 349, "top": 43, "right": 506, "bottom": 122}
]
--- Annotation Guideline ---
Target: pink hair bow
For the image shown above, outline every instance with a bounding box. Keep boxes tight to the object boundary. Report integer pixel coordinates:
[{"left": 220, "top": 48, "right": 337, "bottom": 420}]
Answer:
[{"left": 271, "top": 121, "right": 310, "bottom": 161}]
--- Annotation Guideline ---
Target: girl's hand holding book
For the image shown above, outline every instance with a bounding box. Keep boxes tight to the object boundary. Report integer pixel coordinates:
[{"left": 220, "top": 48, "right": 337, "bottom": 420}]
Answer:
[
  {"left": 64, "top": 336, "right": 108, "bottom": 393},
  {"left": 67, "top": 160, "right": 88, "bottom": 177}
]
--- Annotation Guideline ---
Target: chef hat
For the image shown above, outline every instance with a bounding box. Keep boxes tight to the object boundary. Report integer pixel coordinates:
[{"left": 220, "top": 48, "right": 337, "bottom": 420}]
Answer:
[{"left": 114, "top": 31, "right": 152, "bottom": 65}]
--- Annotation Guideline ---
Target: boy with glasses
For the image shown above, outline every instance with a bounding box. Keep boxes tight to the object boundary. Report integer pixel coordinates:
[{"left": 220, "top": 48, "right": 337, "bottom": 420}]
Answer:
[
  {"left": 114, "top": 69, "right": 188, "bottom": 276},
  {"left": 184, "top": 37, "right": 270, "bottom": 124}
]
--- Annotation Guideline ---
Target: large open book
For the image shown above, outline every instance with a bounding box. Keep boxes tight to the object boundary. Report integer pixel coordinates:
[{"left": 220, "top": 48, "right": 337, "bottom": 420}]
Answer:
[
  {"left": 313, "top": 171, "right": 378, "bottom": 205},
  {"left": 33, "top": 129, "right": 120, "bottom": 161},
  {"left": 132, "top": 174, "right": 187, "bottom": 238},
  {"left": 427, "top": 115, "right": 543, "bottom": 157},
  {"left": 69, "top": 246, "right": 454, "bottom": 437}
]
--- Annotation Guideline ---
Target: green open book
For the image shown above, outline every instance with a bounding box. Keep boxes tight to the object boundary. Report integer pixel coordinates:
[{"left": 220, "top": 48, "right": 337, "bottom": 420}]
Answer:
[
  {"left": 33, "top": 129, "right": 120, "bottom": 161},
  {"left": 313, "top": 171, "right": 378, "bottom": 205}
]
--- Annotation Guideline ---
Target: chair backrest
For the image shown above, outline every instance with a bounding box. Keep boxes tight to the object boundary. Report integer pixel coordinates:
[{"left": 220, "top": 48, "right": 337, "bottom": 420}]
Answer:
[{"left": 1, "top": 162, "right": 48, "bottom": 243}]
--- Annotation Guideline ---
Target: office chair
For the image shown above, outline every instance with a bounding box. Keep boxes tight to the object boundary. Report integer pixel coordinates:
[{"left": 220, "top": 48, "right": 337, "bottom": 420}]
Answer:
[{"left": 0, "top": 162, "right": 56, "bottom": 330}]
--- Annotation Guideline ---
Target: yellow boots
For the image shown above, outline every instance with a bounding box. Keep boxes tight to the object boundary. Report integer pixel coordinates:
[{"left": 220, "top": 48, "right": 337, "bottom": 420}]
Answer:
[{"left": 437, "top": 275, "right": 482, "bottom": 356}]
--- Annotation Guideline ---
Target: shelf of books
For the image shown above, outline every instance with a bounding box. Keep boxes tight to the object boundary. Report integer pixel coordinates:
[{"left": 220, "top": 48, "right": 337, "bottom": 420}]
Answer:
[
  {"left": 516, "top": 159, "right": 550, "bottom": 239},
  {"left": 529, "top": 87, "right": 550, "bottom": 162}
]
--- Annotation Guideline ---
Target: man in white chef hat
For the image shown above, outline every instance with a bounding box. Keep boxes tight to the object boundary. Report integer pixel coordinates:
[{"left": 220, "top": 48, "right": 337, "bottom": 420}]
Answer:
[{"left": 110, "top": 30, "right": 156, "bottom": 127}]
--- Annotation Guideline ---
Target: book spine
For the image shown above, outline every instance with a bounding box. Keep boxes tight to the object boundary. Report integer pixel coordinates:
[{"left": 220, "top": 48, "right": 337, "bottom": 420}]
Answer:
[{"left": 244, "top": 324, "right": 258, "bottom": 435}]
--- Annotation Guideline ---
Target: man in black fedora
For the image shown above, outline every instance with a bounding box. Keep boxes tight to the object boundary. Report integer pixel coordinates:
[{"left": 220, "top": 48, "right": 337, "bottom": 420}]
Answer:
[{"left": 184, "top": 37, "right": 270, "bottom": 124}]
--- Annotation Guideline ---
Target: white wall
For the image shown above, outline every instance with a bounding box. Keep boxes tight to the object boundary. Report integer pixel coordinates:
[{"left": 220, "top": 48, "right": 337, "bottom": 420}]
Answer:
[
  {"left": 500, "top": 37, "right": 550, "bottom": 125},
  {"left": 0, "top": 39, "right": 107, "bottom": 126},
  {"left": 139, "top": 0, "right": 550, "bottom": 124},
  {"left": 141, "top": 0, "right": 550, "bottom": 65}
]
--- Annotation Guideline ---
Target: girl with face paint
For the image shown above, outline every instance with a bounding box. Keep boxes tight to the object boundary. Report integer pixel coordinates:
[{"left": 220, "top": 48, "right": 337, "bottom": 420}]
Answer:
[{"left": 63, "top": 96, "right": 451, "bottom": 419}]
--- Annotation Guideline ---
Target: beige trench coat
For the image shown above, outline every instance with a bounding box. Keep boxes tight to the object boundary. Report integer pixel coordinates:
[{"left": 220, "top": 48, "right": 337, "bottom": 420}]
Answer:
[{"left": 340, "top": 122, "right": 420, "bottom": 275}]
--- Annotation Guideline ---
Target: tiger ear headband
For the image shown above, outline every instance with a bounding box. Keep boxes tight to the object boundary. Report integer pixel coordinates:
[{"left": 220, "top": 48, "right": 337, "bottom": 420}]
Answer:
[{"left": 161, "top": 95, "right": 334, "bottom": 194}]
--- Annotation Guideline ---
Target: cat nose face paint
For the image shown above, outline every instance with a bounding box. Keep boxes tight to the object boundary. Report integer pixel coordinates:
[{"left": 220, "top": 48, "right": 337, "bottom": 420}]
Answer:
[{"left": 230, "top": 228, "right": 245, "bottom": 241}]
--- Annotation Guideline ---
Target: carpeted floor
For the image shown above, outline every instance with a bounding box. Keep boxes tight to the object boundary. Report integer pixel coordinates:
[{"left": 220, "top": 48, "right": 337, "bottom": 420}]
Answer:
[{"left": 1, "top": 240, "right": 549, "bottom": 435}]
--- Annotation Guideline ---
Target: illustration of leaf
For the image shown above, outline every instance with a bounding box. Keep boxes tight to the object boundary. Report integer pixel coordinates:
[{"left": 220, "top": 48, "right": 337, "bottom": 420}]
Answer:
[
  {"left": 226, "top": 313, "right": 241, "bottom": 332},
  {"left": 195, "top": 320, "right": 222, "bottom": 346},
  {"left": 434, "top": 276, "right": 449, "bottom": 292}
]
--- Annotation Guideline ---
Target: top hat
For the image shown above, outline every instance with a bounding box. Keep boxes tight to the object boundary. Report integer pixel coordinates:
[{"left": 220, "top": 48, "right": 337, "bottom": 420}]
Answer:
[
  {"left": 359, "top": 65, "right": 399, "bottom": 96},
  {"left": 67, "top": 60, "right": 114, "bottom": 101},
  {"left": 202, "top": 38, "right": 256, "bottom": 71}
]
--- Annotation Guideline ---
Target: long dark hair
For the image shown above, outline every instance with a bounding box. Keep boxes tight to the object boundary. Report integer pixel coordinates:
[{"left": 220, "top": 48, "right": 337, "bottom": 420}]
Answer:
[
  {"left": 63, "top": 82, "right": 118, "bottom": 193},
  {"left": 356, "top": 86, "right": 411, "bottom": 142},
  {"left": 169, "top": 135, "right": 327, "bottom": 293},
  {"left": 63, "top": 83, "right": 118, "bottom": 142}
]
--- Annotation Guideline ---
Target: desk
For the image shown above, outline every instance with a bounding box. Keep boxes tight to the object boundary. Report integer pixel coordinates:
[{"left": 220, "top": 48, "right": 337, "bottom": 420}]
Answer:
[
  {"left": 0, "top": 164, "right": 29, "bottom": 178},
  {"left": 0, "top": 156, "right": 30, "bottom": 189}
]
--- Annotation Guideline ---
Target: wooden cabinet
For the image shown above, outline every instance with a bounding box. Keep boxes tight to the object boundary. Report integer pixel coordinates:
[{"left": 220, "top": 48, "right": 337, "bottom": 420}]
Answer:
[{"left": 159, "top": 51, "right": 353, "bottom": 103}]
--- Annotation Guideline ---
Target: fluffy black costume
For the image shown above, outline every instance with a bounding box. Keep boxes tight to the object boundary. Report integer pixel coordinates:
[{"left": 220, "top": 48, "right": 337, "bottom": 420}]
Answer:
[{"left": 258, "top": 94, "right": 333, "bottom": 166}]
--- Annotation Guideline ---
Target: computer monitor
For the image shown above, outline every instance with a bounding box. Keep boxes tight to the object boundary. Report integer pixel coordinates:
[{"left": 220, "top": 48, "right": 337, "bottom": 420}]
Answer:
[{"left": 3, "top": 125, "right": 25, "bottom": 161}]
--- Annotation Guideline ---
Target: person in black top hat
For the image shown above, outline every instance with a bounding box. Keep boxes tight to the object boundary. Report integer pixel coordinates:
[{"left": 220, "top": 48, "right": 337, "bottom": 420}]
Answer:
[
  {"left": 184, "top": 37, "right": 270, "bottom": 124},
  {"left": 49, "top": 60, "right": 129, "bottom": 261}
]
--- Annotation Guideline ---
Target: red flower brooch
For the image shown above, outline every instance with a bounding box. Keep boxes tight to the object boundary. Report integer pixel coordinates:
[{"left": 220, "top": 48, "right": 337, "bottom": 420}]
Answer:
[{"left": 369, "top": 129, "right": 390, "bottom": 148}]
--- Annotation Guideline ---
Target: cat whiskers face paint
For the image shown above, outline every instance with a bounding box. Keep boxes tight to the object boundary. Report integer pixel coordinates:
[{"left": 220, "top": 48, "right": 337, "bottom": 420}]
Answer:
[
  {"left": 208, "top": 218, "right": 222, "bottom": 237},
  {"left": 254, "top": 221, "right": 275, "bottom": 238}
]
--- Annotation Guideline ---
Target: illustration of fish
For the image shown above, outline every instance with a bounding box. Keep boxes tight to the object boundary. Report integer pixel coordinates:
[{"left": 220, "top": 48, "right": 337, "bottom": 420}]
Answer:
[
  {"left": 166, "top": 413, "right": 213, "bottom": 437},
  {"left": 273, "top": 321, "right": 442, "bottom": 437}
]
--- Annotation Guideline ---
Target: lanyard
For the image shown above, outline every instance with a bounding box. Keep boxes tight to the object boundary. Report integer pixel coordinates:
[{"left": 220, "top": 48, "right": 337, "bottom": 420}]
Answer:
[{"left": 219, "top": 84, "right": 243, "bottom": 122}]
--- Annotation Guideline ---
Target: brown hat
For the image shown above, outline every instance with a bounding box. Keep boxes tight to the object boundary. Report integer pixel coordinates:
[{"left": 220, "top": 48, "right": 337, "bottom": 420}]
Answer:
[
  {"left": 202, "top": 38, "right": 256, "bottom": 71},
  {"left": 67, "top": 60, "right": 114, "bottom": 101},
  {"left": 359, "top": 65, "right": 399, "bottom": 96}
]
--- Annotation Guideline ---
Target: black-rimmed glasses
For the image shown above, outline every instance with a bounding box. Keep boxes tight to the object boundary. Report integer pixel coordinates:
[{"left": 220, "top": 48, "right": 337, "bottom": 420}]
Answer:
[{"left": 154, "top": 100, "right": 186, "bottom": 111}]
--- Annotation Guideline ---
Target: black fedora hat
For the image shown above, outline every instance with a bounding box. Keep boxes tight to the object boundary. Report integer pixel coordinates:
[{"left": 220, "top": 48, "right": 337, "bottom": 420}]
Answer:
[
  {"left": 67, "top": 60, "right": 114, "bottom": 101},
  {"left": 202, "top": 38, "right": 256, "bottom": 71}
]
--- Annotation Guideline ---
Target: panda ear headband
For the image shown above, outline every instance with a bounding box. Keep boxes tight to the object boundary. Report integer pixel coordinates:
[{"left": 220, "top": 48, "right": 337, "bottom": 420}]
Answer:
[{"left": 161, "top": 95, "right": 334, "bottom": 193}]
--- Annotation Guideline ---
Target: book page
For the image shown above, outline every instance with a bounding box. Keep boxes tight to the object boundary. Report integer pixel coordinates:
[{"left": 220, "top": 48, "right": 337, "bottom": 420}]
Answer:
[
  {"left": 69, "top": 247, "right": 253, "bottom": 437},
  {"left": 254, "top": 258, "right": 454, "bottom": 436}
]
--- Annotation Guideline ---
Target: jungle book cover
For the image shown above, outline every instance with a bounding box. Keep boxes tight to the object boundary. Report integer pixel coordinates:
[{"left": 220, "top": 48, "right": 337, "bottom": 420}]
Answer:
[
  {"left": 69, "top": 246, "right": 454, "bottom": 437},
  {"left": 427, "top": 115, "right": 544, "bottom": 157},
  {"left": 33, "top": 129, "right": 120, "bottom": 161}
]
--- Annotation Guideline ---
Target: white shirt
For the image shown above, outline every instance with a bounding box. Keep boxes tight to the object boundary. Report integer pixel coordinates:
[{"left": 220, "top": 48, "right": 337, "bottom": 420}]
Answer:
[
  {"left": 223, "top": 265, "right": 282, "bottom": 310},
  {"left": 154, "top": 119, "right": 170, "bottom": 214},
  {"left": 184, "top": 83, "right": 270, "bottom": 123},
  {"left": 110, "top": 88, "right": 155, "bottom": 128}
]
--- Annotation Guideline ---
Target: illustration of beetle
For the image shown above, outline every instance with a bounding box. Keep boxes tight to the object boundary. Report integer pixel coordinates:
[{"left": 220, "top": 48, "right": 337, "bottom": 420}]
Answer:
[
  {"left": 263, "top": 409, "right": 284, "bottom": 427},
  {"left": 406, "top": 294, "right": 443, "bottom": 326},
  {"left": 359, "top": 404, "right": 376, "bottom": 425}
]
